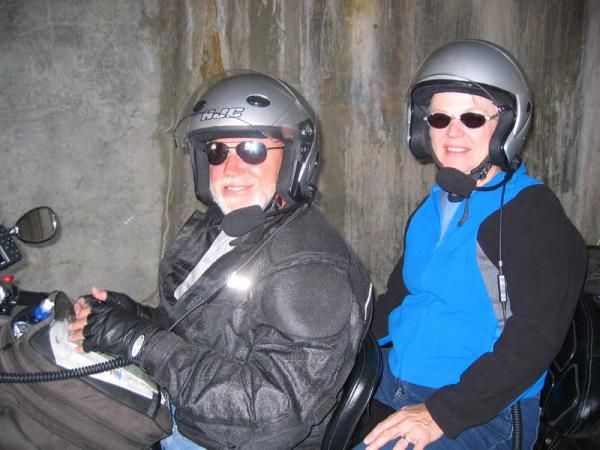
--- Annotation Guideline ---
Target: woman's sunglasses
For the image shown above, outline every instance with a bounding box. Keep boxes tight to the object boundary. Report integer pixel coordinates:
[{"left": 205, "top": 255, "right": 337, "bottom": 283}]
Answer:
[
  {"left": 204, "top": 141, "right": 284, "bottom": 166},
  {"left": 424, "top": 111, "right": 499, "bottom": 129}
]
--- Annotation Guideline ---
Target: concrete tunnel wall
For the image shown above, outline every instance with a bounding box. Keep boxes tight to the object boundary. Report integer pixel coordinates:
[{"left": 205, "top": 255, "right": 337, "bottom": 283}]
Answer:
[{"left": 1, "top": 0, "right": 599, "bottom": 302}]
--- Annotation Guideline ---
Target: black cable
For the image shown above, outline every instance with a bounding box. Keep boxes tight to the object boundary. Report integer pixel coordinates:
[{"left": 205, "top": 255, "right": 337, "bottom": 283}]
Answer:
[
  {"left": 492, "top": 158, "right": 521, "bottom": 450},
  {"left": 498, "top": 179, "right": 508, "bottom": 322},
  {"left": 511, "top": 401, "right": 523, "bottom": 450},
  {"left": 0, "top": 356, "right": 131, "bottom": 383}
]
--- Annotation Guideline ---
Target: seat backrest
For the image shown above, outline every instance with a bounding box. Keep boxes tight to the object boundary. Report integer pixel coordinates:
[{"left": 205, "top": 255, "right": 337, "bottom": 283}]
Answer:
[
  {"left": 539, "top": 289, "right": 600, "bottom": 438},
  {"left": 321, "top": 331, "right": 383, "bottom": 450}
]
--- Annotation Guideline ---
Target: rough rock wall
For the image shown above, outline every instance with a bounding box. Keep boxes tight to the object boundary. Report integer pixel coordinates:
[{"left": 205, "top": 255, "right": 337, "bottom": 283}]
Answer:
[{"left": 2, "top": 0, "right": 597, "bottom": 297}]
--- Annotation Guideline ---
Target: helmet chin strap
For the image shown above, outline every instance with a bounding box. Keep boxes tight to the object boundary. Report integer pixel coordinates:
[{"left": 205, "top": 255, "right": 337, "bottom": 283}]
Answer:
[{"left": 470, "top": 158, "right": 492, "bottom": 183}]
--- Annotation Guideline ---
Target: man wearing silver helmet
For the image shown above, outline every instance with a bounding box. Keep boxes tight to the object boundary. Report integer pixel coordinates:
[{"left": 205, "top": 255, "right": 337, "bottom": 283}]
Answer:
[
  {"left": 359, "top": 40, "right": 587, "bottom": 450},
  {"left": 68, "top": 71, "right": 371, "bottom": 449}
]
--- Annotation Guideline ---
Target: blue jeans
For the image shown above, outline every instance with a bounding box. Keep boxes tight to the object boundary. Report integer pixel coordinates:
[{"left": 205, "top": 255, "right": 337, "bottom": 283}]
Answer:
[
  {"left": 160, "top": 405, "right": 207, "bottom": 450},
  {"left": 354, "top": 349, "right": 540, "bottom": 450}
]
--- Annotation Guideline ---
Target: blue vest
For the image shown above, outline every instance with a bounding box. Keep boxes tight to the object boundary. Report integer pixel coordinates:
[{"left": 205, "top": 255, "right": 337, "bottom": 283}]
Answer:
[{"left": 380, "top": 165, "right": 545, "bottom": 400}]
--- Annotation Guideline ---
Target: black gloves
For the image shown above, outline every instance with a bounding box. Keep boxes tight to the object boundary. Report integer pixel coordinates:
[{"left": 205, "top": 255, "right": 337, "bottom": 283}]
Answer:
[
  {"left": 82, "top": 302, "right": 162, "bottom": 362},
  {"left": 102, "top": 291, "right": 146, "bottom": 315},
  {"left": 85, "top": 290, "right": 169, "bottom": 328}
]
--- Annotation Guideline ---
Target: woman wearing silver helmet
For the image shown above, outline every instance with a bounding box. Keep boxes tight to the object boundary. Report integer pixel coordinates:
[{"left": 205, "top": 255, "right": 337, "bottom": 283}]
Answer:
[{"left": 359, "top": 40, "right": 587, "bottom": 450}]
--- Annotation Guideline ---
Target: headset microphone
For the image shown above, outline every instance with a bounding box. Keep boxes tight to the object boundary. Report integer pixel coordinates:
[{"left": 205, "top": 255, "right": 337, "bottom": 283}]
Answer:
[
  {"left": 221, "top": 201, "right": 306, "bottom": 237},
  {"left": 221, "top": 206, "right": 266, "bottom": 237},
  {"left": 436, "top": 167, "right": 477, "bottom": 200}
]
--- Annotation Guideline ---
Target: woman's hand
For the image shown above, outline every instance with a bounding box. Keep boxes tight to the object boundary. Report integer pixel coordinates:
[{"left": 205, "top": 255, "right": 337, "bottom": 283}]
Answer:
[{"left": 364, "top": 403, "right": 443, "bottom": 450}]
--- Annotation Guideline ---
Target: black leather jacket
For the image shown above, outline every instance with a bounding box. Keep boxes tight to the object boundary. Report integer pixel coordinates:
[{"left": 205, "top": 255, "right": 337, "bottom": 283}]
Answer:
[{"left": 139, "top": 204, "right": 371, "bottom": 449}]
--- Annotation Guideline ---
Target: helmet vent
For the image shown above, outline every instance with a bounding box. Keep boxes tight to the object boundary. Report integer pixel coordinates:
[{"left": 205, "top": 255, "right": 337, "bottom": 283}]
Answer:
[
  {"left": 193, "top": 100, "right": 206, "bottom": 112},
  {"left": 246, "top": 95, "right": 270, "bottom": 107}
]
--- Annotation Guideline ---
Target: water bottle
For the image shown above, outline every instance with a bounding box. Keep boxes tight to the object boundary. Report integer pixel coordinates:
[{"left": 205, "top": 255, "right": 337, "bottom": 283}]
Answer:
[{"left": 31, "top": 297, "right": 55, "bottom": 323}]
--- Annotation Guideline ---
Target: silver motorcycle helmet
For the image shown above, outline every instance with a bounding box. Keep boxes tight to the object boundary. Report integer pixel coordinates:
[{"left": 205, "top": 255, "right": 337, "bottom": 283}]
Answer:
[
  {"left": 174, "top": 70, "right": 319, "bottom": 206},
  {"left": 407, "top": 39, "right": 532, "bottom": 170}
]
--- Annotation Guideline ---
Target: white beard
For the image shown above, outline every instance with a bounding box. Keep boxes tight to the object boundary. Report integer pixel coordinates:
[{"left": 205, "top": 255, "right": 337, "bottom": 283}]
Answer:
[{"left": 211, "top": 184, "right": 276, "bottom": 215}]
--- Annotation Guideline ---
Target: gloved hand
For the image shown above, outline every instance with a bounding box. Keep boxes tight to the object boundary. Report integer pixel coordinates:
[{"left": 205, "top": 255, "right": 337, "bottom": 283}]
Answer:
[
  {"left": 83, "top": 289, "right": 169, "bottom": 328},
  {"left": 82, "top": 302, "right": 162, "bottom": 362},
  {"left": 101, "top": 290, "right": 140, "bottom": 312}
]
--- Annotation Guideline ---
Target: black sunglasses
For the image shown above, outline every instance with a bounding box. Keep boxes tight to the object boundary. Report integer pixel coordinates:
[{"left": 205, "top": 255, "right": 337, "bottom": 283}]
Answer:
[
  {"left": 424, "top": 111, "right": 499, "bottom": 129},
  {"left": 204, "top": 141, "right": 285, "bottom": 166}
]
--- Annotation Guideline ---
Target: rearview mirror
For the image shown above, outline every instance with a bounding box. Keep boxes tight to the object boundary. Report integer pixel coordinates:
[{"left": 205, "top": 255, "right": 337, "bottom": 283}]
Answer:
[{"left": 12, "top": 207, "right": 58, "bottom": 244}]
